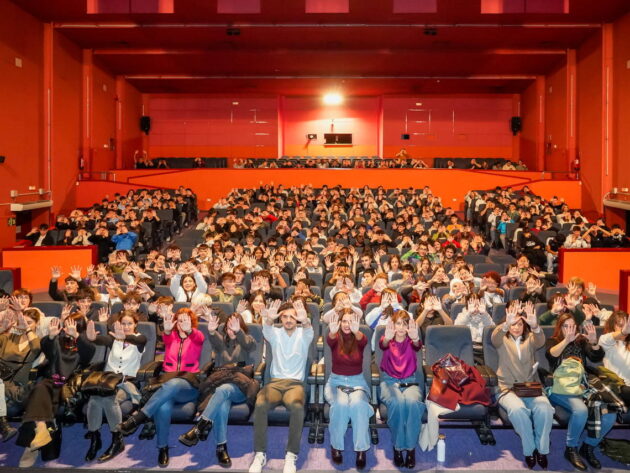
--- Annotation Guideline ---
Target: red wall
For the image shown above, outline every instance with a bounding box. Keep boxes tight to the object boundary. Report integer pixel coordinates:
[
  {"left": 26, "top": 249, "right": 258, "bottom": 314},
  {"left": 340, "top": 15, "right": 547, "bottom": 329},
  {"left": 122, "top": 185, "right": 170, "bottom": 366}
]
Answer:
[
  {"left": 147, "top": 95, "right": 278, "bottom": 159},
  {"left": 519, "top": 79, "right": 542, "bottom": 171},
  {"left": 51, "top": 30, "right": 83, "bottom": 215},
  {"left": 544, "top": 61, "right": 569, "bottom": 172},
  {"left": 90, "top": 58, "right": 117, "bottom": 172},
  {"left": 576, "top": 31, "right": 604, "bottom": 216},
  {"left": 282, "top": 96, "right": 379, "bottom": 157},
  {"left": 0, "top": 0, "right": 44, "bottom": 248},
  {"left": 382, "top": 95, "right": 514, "bottom": 159},
  {"left": 119, "top": 79, "right": 144, "bottom": 169},
  {"left": 613, "top": 12, "right": 630, "bottom": 190}
]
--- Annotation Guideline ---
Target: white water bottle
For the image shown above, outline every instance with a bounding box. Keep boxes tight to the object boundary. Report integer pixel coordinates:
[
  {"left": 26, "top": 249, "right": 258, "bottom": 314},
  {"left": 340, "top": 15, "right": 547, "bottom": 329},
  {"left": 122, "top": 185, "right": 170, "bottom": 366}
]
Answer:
[{"left": 437, "top": 434, "right": 446, "bottom": 463}]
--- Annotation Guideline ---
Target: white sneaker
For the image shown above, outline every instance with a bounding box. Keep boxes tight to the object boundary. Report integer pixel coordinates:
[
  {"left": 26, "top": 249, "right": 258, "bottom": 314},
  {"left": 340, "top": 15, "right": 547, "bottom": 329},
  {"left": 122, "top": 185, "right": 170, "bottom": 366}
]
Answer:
[
  {"left": 249, "top": 452, "right": 266, "bottom": 473},
  {"left": 283, "top": 452, "right": 298, "bottom": 473}
]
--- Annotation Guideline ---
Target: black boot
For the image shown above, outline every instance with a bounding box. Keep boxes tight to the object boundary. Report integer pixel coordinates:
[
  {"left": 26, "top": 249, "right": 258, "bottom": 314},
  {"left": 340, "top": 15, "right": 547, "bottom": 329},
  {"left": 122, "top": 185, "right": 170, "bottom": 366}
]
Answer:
[
  {"left": 0, "top": 416, "right": 17, "bottom": 442},
  {"left": 98, "top": 431, "right": 125, "bottom": 463},
  {"left": 405, "top": 449, "right": 416, "bottom": 469},
  {"left": 564, "top": 446, "right": 587, "bottom": 471},
  {"left": 158, "top": 447, "right": 169, "bottom": 467},
  {"left": 356, "top": 450, "right": 367, "bottom": 470},
  {"left": 216, "top": 443, "right": 232, "bottom": 467},
  {"left": 579, "top": 443, "right": 602, "bottom": 469},
  {"left": 85, "top": 430, "right": 102, "bottom": 462},
  {"left": 178, "top": 418, "right": 212, "bottom": 447},
  {"left": 393, "top": 448, "right": 404, "bottom": 467},
  {"left": 118, "top": 411, "right": 148, "bottom": 436}
]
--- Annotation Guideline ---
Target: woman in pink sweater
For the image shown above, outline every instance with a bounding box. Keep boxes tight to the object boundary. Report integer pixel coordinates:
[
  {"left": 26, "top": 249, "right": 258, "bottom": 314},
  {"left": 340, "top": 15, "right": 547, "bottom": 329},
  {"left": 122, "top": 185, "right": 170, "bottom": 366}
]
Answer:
[{"left": 117, "top": 308, "right": 205, "bottom": 467}]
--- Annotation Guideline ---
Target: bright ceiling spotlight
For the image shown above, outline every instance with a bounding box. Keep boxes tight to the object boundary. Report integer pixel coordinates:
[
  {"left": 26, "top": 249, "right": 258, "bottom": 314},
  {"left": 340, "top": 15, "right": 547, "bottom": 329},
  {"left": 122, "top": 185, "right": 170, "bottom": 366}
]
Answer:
[{"left": 323, "top": 93, "right": 343, "bottom": 105}]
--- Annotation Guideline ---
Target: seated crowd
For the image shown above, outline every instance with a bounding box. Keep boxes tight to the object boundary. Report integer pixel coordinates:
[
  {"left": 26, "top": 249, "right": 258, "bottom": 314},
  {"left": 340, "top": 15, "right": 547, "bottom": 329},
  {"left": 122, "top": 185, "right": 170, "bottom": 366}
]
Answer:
[
  {"left": 0, "top": 183, "right": 629, "bottom": 473},
  {"left": 23, "top": 187, "right": 198, "bottom": 261}
]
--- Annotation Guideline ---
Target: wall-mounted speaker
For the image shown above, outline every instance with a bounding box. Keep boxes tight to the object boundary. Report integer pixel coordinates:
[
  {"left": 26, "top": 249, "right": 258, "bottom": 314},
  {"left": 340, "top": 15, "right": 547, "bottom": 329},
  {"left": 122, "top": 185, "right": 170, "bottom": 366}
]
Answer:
[
  {"left": 0, "top": 156, "right": 5, "bottom": 164},
  {"left": 510, "top": 116, "right": 522, "bottom": 135},
  {"left": 140, "top": 116, "right": 151, "bottom": 135},
  {"left": 307, "top": 134, "right": 317, "bottom": 140},
  {"left": 401, "top": 134, "right": 410, "bottom": 140}
]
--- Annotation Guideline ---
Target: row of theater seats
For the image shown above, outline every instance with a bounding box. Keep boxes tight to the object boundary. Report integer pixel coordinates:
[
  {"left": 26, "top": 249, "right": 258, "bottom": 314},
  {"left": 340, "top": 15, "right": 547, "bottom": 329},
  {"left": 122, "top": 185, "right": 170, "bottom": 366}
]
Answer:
[
  {"left": 10, "top": 322, "right": 627, "bottom": 445},
  {"left": 143, "top": 158, "right": 228, "bottom": 168}
]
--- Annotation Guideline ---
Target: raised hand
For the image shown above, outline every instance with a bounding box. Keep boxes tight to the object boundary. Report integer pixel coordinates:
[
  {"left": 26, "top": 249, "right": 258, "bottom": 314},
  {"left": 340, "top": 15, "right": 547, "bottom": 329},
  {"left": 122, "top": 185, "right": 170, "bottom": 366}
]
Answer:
[
  {"left": 163, "top": 311, "right": 175, "bottom": 332},
  {"left": 584, "top": 322, "right": 597, "bottom": 345},
  {"left": 384, "top": 319, "right": 396, "bottom": 341},
  {"left": 51, "top": 266, "right": 62, "bottom": 280},
  {"left": 227, "top": 316, "right": 241, "bottom": 333},
  {"left": 551, "top": 297, "right": 566, "bottom": 314},
  {"left": 110, "top": 321, "right": 125, "bottom": 340},
  {"left": 178, "top": 313, "right": 192, "bottom": 333},
  {"left": 586, "top": 282, "right": 597, "bottom": 298},
  {"left": 64, "top": 317, "right": 78, "bottom": 338},
  {"left": 567, "top": 281, "right": 579, "bottom": 296},
  {"left": 61, "top": 304, "right": 73, "bottom": 322},
  {"left": 524, "top": 302, "right": 538, "bottom": 329},
  {"left": 236, "top": 299, "right": 248, "bottom": 314},
  {"left": 293, "top": 299, "right": 308, "bottom": 322},
  {"left": 15, "top": 312, "right": 28, "bottom": 331},
  {"left": 262, "top": 299, "right": 282, "bottom": 321},
  {"left": 349, "top": 313, "right": 361, "bottom": 334},
  {"left": 329, "top": 313, "right": 340, "bottom": 335},
  {"left": 48, "top": 317, "right": 61, "bottom": 338},
  {"left": 86, "top": 320, "right": 97, "bottom": 341},
  {"left": 407, "top": 319, "right": 420, "bottom": 341},
  {"left": 98, "top": 307, "right": 109, "bottom": 322},
  {"left": 562, "top": 323, "right": 577, "bottom": 343},
  {"left": 70, "top": 266, "right": 82, "bottom": 280},
  {"left": 505, "top": 303, "right": 518, "bottom": 326},
  {"left": 565, "top": 295, "right": 580, "bottom": 311}
]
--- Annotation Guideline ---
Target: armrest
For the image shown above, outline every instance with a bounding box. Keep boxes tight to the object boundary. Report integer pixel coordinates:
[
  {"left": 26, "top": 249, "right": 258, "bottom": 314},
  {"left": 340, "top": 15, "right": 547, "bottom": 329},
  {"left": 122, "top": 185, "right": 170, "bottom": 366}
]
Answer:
[
  {"left": 538, "top": 367, "right": 553, "bottom": 387},
  {"left": 254, "top": 361, "right": 266, "bottom": 383},
  {"left": 136, "top": 360, "right": 164, "bottom": 382},
  {"left": 316, "top": 335, "right": 324, "bottom": 354},
  {"left": 371, "top": 363, "right": 380, "bottom": 386},
  {"left": 476, "top": 365, "right": 498, "bottom": 387},
  {"left": 88, "top": 361, "right": 107, "bottom": 372}
]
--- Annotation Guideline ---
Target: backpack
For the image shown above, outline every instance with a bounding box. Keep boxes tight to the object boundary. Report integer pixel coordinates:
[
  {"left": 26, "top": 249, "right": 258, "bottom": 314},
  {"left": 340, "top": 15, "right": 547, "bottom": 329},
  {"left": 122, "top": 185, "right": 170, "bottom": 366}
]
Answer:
[{"left": 600, "top": 438, "right": 630, "bottom": 466}]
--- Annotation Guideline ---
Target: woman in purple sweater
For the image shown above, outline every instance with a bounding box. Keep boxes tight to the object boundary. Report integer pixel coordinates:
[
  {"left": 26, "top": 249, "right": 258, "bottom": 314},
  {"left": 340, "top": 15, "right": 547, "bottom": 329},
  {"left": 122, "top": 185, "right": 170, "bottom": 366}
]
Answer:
[
  {"left": 117, "top": 308, "right": 204, "bottom": 467},
  {"left": 378, "top": 310, "right": 424, "bottom": 469}
]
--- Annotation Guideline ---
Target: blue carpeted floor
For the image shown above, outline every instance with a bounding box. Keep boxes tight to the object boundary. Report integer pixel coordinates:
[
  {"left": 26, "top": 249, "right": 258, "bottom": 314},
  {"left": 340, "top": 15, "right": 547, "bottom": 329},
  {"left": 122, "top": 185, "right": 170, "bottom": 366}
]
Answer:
[{"left": 1, "top": 423, "right": 629, "bottom": 471}]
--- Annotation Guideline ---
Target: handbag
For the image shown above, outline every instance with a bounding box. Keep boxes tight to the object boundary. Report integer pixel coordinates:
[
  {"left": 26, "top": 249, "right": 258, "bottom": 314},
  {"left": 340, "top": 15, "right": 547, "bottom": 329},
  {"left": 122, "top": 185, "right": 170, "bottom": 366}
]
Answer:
[
  {"left": 0, "top": 348, "right": 31, "bottom": 381},
  {"left": 435, "top": 353, "right": 470, "bottom": 387},
  {"left": 81, "top": 371, "right": 124, "bottom": 397},
  {"left": 552, "top": 357, "right": 585, "bottom": 396},
  {"left": 512, "top": 381, "right": 543, "bottom": 398}
]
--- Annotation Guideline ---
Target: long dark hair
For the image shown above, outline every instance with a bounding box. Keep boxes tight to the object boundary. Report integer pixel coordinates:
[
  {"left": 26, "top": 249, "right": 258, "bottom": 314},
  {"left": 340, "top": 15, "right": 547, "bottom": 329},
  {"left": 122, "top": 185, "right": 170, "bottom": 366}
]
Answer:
[{"left": 604, "top": 311, "right": 630, "bottom": 350}]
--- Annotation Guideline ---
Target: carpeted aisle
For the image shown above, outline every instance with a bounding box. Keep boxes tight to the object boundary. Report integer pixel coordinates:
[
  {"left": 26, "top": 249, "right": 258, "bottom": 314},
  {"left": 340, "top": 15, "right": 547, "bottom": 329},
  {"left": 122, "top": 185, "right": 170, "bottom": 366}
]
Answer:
[{"left": 0, "top": 423, "right": 629, "bottom": 471}]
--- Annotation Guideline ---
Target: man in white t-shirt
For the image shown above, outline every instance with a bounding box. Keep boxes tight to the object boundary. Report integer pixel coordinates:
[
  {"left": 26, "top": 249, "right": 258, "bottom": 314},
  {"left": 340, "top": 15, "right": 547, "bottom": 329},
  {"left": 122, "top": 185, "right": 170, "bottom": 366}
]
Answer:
[{"left": 249, "top": 300, "right": 314, "bottom": 473}]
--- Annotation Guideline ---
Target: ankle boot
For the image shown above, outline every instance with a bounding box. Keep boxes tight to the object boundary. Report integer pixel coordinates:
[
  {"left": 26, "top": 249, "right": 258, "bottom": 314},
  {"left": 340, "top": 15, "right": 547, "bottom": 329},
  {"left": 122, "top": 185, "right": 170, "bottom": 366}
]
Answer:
[
  {"left": 579, "top": 443, "right": 602, "bottom": 469},
  {"left": 98, "top": 431, "right": 125, "bottom": 463},
  {"left": 85, "top": 431, "right": 102, "bottom": 462},
  {"left": 405, "top": 449, "right": 416, "bottom": 469},
  {"left": 216, "top": 443, "right": 232, "bottom": 467},
  {"left": 564, "top": 446, "right": 587, "bottom": 471},
  {"left": 0, "top": 416, "right": 17, "bottom": 442},
  {"left": 118, "top": 411, "right": 148, "bottom": 436},
  {"left": 158, "top": 446, "right": 169, "bottom": 467},
  {"left": 178, "top": 418, "right": 212, "bottom": 447}
]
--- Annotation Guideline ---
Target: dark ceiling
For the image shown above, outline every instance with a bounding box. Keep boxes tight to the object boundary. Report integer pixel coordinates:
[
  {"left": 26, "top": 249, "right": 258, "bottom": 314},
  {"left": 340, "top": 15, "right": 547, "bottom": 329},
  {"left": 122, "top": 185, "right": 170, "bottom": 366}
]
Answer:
[{"left": 13, "top": 0, "right": 630, "bottom": 95}]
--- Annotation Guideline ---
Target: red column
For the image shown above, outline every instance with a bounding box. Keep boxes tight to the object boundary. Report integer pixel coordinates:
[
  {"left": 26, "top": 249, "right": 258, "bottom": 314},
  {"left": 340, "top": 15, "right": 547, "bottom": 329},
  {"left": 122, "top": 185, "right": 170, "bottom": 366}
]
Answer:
[
  {"left": 535, "top": 76, "right": 545, "bottom": 171},
  {"left": 82, "top": 50, "right": 94, "bottom": 174},
  {"left": 601, "top": 24, "right": 614, "bottom": 213},
  {"left": 566, "top": 49, "right": 577, "bottom": 172}
]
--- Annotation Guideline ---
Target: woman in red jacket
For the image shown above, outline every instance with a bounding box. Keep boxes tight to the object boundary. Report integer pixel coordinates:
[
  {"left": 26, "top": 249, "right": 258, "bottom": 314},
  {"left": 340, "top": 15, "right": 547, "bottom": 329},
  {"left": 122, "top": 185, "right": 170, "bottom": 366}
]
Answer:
[{"left": 117, "top": 308, "right": 204, "bottom": 467}]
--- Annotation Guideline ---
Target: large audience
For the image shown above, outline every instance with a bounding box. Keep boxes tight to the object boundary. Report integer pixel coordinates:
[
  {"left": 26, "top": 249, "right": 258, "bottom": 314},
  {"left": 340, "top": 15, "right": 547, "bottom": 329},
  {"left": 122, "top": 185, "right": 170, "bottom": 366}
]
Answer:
[{"left": 1, "top": 182, "right": 629, "bottom": 472}]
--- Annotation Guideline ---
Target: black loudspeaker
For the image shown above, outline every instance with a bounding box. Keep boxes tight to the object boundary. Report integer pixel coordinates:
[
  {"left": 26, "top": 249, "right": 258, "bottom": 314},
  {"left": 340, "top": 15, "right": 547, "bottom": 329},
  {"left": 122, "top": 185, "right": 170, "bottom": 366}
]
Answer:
[
  {"left": 140, "top": 116, "right": 151, "bottom": 135},
  {"left": 401, "top": 134, "right": 410, "bottom": 140},
  {"left": 0, "top": 156, "right": 5, "bottom": 164},
  {"left": 510, "top": 116, "right": 522, "bottom": 135}
]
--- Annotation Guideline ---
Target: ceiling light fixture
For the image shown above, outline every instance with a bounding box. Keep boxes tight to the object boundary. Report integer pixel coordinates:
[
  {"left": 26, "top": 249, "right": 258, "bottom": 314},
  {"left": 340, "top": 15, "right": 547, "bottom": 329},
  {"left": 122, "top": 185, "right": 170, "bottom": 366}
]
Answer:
[{"left": 323, "top": 92, "right": 343, "bottom": 105}]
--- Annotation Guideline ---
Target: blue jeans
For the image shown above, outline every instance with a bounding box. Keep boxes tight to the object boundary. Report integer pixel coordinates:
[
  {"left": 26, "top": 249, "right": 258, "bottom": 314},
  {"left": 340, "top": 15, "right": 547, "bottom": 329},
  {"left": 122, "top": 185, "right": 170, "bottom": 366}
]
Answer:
[
  {"left": 142, "top": 378, "right": 199, "bottom": 448},
  {"left": 324, "top": 373, "right": 373, "bottom": 452},
  {"left": 200, "top": 383, "right": 247, "bottom": 445},
  {"left": 547, "top": 392, "right": 616, "bottom": 447},
  {"left": 499, "top": 392, "right": 554, "bottom": 456},
  {"left": 379, "top": 374, "right": 425, "bottom": 450}
]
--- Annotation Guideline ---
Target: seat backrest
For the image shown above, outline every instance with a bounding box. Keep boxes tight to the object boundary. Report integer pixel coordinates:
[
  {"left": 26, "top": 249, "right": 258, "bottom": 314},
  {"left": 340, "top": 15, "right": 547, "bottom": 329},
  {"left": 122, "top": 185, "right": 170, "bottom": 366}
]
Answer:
[
  {"left": 546, "top": 286, "right": 567, "bottom": 301},
  {"left": 424, "top": 325, "right": 474, "bottom": 366},
  {"left": 0, "top": 269, "right": 15, "bottom": 294},
  {"left": 450, "top": 302, "right": 466, "bottom": 319},
  {"left": 137, "top": 322, "right": 158, "bottom": 366},
  {"left": 33, "top": 301, "right": 65, "bottom": 318},
  {"left": 196, "top": 323, "right": 216, "bottom": 368},
  {"left": 373, "top": 325, "right": 424, "bottom": 388},
  {"left": 154, "top": 285, "right": 171, "bottom": 297},
  {"left": 491, "top": 303, "right": 507, "bottom": 324},
  {"left": 482, "top": 325, "right": 499, "bottom": 371},
  {"left": 507, "top": 286, "right": 526, "bottom": 302},
  {"left": 323, "top": 325, "right": 372, "bottom": 389}
]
